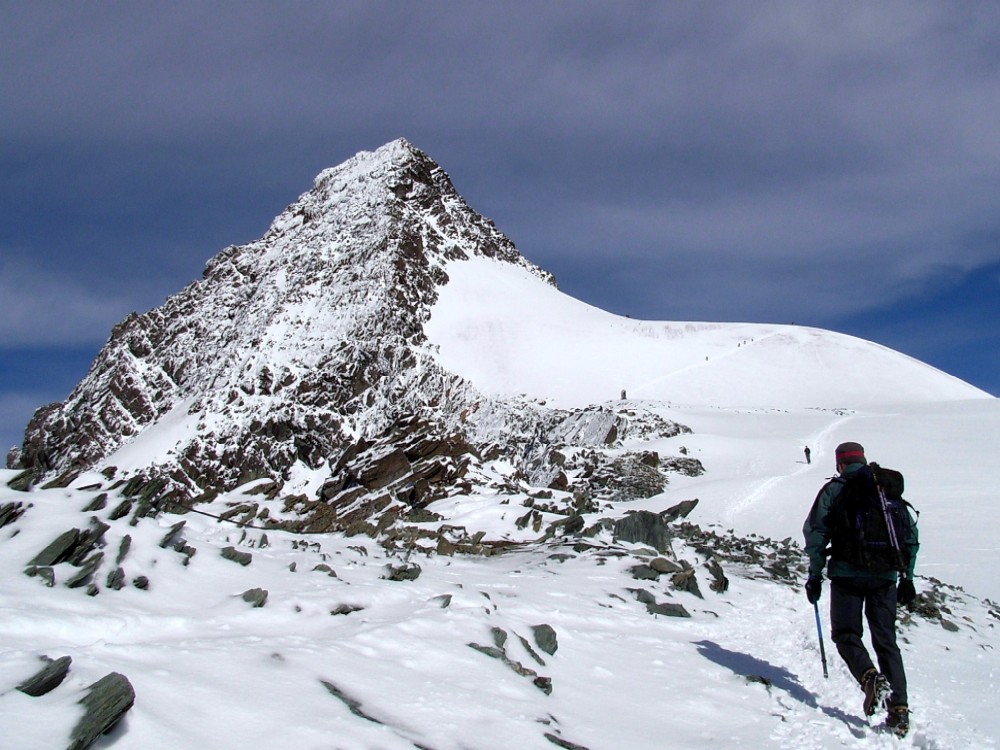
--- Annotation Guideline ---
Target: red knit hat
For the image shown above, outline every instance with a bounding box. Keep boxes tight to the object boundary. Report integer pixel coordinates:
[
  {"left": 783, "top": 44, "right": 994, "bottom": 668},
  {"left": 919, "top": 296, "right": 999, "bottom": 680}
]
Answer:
[{"left": 835, "top": 441, "right": 866, "bottom": 465}]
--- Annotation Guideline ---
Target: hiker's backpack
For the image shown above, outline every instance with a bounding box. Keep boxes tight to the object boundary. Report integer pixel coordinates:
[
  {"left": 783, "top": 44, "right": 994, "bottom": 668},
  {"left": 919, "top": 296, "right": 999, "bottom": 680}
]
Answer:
[{"left": 828, "top": 462, "right": 916, "bottom": 574}]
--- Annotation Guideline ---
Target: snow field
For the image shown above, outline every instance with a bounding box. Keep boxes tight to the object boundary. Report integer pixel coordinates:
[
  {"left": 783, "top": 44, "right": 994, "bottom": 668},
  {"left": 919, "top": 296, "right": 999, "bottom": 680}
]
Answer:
[{"left": 2, "top": 468, "right": 997, "bottom": 749}]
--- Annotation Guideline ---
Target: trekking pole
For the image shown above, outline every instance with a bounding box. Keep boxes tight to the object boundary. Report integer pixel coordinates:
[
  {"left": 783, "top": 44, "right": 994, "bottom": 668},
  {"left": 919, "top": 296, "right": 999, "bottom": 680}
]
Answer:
[{"left": 813, "top": 602, "right": 829, "bottom": 679}]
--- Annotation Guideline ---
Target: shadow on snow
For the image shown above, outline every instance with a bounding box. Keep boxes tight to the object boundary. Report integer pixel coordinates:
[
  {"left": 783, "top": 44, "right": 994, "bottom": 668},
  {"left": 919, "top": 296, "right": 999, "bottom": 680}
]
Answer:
[{"left": 693, "top": 640, "right": 866, "bottom": 735}]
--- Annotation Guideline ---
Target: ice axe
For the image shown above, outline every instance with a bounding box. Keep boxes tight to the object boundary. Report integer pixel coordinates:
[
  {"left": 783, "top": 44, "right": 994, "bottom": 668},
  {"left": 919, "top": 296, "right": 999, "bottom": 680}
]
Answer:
[{"left": 813, "top": 601, "right": 829, "bottom": 679}]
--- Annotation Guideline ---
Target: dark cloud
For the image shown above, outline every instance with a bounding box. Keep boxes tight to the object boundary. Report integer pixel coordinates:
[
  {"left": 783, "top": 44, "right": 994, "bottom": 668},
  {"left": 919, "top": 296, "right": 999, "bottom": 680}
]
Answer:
[{"left": 1, "top": 1, "right": 998, "bottom": 408}]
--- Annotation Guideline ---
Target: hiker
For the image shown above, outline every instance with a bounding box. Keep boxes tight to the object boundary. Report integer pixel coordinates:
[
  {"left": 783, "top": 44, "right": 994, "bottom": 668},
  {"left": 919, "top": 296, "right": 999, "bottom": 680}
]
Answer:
[
  {"left": 802, "top": 441, "right": 919, "bottom": 737},
  {"left": 804, "top": 446, "right": 811, "bottom": 464}
]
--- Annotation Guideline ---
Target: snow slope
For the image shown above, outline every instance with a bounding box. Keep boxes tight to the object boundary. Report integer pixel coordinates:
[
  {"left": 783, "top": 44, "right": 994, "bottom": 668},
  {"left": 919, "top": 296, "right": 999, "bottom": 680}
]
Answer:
[
  {"left": 426, "top": 251, "right": 1000, "bottom": 599},
  {"left": 425, "top": 255, "right": 990, "bottom": 409},
  {"left": 1, "top": 463, "right": 997, "bottom": 750}
]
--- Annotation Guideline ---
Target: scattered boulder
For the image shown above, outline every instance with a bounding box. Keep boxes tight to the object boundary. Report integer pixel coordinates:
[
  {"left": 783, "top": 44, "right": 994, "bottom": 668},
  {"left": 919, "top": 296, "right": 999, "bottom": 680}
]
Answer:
[
  {"left": 116, "top": 536, "right": 131, "bottom": 565},
  {"left": 381, "top": 562, "right": 422, "bottom": 581},
  {"left": 240, "top": 588, "right": 268, "bottom": 608},
  {"left": 430, "top": 594, "right": 452, "bottom": 608},
  {"left": 67, "top": 672, "right": 135, "bottom": 750},
  {"left": 544, "top": 733, "right": 591, "bottom": 750},
  {"left": 66, "top": 552, "right": 104, "bottom": 590},
  {"left": 650, "top": 557, "right": 683, "bottom": 574},
  {"left": 24, "top": 565, "right": 56, "bottom": 587},
  {"left": 661, "top": 498, "right": 699, "bottom": 523},
  {"left": 29, "top": 529, "right": 83, "bottom": 566},
  {"left": 614, "top": 511, "right": 672, "bottom": 553},
  {"left": 158, "top": 521, "right": 186, "bottom": 549},
  {"left": 0, "top": 501, "right": 26, "bottom": 528},
  {"left": 221, "top": 547, "right": 252, "bottom": 566},
  {"left": 705, "top": 558, "right": 729, "bottom": 593},
  {"left": 467, "top": 632, "right": 552, "bottom": 694},
  {"left": 6, "top": 469, "right": 40, "bottom": 491},
  {"left": 81, "top": 494, "right": 108, "bottom": 512},
  {"left": 647, "top": 601, "right": 691, "bottom": 618},
  {"left": 670, "top": 566, "right": 703, "bottom": 599},
  {"left": 330, "top": 604, "right": 363, "bottom": 616},
  {"left": 107, "top": 567, "right": 126, "bottom": 590},
  {"left": 108, "top": 499, "right": 133, "bottom": 521},
  {"left": 660, "top": 456, "right": 705, "bottom": 477},
  {"left": 16, "top": 655, "right": 72, "bottom": 697},
  {"left": 629, "top": 564, "right": 660, "bottom": 581},
  {"left": 531, "top": 624, "right": 559, "bottom": 655}
]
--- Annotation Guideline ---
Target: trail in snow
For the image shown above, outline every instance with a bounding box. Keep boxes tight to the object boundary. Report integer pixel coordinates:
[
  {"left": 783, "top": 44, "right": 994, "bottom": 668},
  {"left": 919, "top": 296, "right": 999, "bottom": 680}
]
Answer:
[
  {"left": 631, "top": 331, "right": 784, "bottom": 398},
  {"left": 724, "top": 409, "right": 854, "bottom": 520}
]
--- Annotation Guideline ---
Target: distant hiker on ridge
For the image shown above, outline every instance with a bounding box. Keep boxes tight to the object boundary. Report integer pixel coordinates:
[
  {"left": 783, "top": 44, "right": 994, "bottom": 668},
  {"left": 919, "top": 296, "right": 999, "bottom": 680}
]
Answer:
[
  {"left": 804, "top": 446, "right": 811, "bottom": 464},
  {"left": 802, "top": 442, "right": 919, "bottom": 737}
]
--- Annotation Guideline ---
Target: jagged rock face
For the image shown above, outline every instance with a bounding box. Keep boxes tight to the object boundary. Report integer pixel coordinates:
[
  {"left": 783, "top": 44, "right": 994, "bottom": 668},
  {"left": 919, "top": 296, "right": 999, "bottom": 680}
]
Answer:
[{"left": 13, "top": 139, "right": 553, "bottom": 492}]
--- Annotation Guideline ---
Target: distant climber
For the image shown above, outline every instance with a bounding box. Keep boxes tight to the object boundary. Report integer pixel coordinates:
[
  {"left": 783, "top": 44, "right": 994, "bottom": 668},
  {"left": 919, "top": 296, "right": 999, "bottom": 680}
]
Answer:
[
  {"left": 802, "top": 442, "right": 919, "bottom": 737},
  {"left": 804, "top": 446, "right": 811, "bottom": 464}
]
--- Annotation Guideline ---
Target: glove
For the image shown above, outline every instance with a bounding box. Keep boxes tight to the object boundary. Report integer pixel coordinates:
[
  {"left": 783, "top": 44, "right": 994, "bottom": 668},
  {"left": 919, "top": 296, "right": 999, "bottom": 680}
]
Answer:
[
  {"left": 897, "top": 578, "right": 916, "bottom": 606},
  {"left": 805, "top": 576, "right": 823, "bottom": 604}
]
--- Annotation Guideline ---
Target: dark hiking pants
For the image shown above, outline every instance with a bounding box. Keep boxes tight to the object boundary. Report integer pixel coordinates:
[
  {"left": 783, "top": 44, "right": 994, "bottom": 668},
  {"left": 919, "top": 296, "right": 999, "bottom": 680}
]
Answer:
[{"left": 830, "top": 577, "right": 908, "bottom": 707}]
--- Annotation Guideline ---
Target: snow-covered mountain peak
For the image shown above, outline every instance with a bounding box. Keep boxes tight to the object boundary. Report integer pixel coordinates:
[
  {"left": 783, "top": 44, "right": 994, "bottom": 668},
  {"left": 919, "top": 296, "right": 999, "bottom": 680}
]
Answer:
[{"left": 11, "top": 140, "right": 553, "bottom": 494}]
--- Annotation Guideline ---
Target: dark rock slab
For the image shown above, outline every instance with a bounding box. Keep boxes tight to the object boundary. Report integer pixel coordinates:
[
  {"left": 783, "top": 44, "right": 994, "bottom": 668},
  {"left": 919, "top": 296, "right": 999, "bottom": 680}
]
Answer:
[
  {"left": 545, "top": 733, "right": 591, "bottom": 750},
  {"left": 24, "top": 565, "right": 56, "bottom": 587},
  {"left": 221, "top": 546, "right": 252, "bottom": 566},
  {"left": 108, "top": 499, "right": 133, "bottom": 521},
  {"left": 614, "top": 510, "right": 671, "bottom": 553},
  {"left": 0, "top": 501, "right": 26, "bottom": 528},
  {"left": 319, "top": 680, "right": 380, "bottom": 723},
  {"left": 240, "top": 588, "right": 268, "bottom": 607},
  {"left": 330, "top": 604, "right": 363, "bottom": 616},
  {"left": 661, "top": 498, "right": 699, "bottom": 523},
  {"left": 66, "top": 552, "right": 104, "bottom": 589},
  {"left": 158, "top": 521, "right": 186, "bottom": 549},
  {"left": 6, "top": 469, "right": 41, "bottom": 492},
  {"left": 629, "top": 564, "right": 660, "bottom": 581},
  {"left": 647, "top": 601, "right": 691, "bottom": 618},
  {"left": 17, "top": 655, "right": 72, "bottom": 697},
  {"left": 531, "top": 624, "right": 559, "bottom": 655},
  {"left": 107, "top": 567, "right": 126, "bottom": 590},
  {"left": 382, "top": 563, "right": 421, "bottom": 581},
  {"left": 67, "top": 672, "right": 135, "bottom": 750},
  {"left": 115, "top": 535, "right": 131, "bottom": 565},
  {"left": 29, "top": 529, "right": 82, "bottom": 566},
  {"left": 81, "top": 494, "right": 108, "bottom": 512}
]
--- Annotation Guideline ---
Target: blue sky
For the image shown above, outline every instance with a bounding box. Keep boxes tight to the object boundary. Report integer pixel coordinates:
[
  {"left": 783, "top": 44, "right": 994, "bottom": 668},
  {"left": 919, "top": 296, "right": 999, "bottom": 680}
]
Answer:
[{"left": 2, "top": 2, "right": 999, "bottom": 456}]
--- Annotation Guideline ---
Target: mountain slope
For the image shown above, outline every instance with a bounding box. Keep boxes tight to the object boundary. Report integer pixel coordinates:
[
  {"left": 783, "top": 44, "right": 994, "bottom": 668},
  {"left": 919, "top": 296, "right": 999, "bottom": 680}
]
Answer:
[{"left": 425, "top": 254, "right": 990, "bottom": 408}]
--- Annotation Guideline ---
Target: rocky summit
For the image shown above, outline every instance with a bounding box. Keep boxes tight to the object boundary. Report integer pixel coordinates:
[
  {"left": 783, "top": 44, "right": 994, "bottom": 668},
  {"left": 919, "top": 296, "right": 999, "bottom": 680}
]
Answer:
[{"left": 7, "top": 139, "right": 695, "bottom": 534}]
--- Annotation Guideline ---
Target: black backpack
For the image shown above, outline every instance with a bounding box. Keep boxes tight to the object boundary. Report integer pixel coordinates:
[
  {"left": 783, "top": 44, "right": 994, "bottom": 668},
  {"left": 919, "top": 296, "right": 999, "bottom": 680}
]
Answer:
[{"left": 828, "top": 462, "right": 916, "bottom": 574}]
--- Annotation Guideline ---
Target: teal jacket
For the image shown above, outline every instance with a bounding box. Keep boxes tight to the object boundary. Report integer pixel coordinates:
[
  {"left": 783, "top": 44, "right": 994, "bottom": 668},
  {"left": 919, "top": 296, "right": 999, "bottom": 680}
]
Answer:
[{"left": 802, "top": 462, "right": 919, "bottom": 581}]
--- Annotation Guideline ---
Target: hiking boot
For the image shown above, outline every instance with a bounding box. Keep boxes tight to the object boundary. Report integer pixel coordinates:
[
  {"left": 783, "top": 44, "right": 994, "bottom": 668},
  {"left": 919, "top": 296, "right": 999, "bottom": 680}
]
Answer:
[
  {"left": 861, "top": 669, "right": 889, "bottom": 716},
  {"left": 885, "top": 705, "right": 910, "bottom": 738}
]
